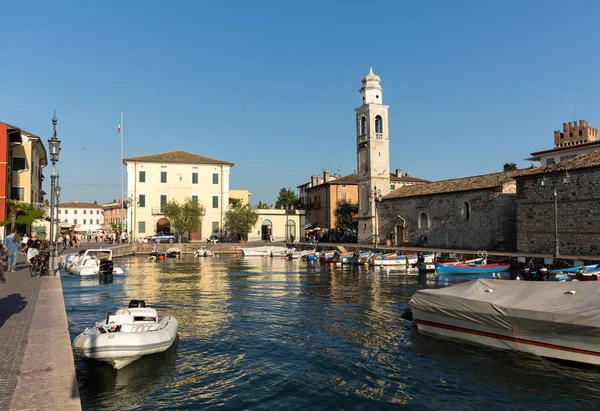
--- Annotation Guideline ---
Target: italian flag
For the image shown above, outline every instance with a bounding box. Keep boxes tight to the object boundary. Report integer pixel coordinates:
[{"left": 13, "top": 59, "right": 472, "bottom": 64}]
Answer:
[{"left": 118, "top": 113, "right": 122, "bottom": 133}]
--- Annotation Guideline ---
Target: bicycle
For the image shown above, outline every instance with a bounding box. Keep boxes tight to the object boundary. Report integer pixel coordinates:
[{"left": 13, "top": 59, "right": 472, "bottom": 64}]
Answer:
[{"left": 30, "top": 251, "right": 49, "bottom": 277}]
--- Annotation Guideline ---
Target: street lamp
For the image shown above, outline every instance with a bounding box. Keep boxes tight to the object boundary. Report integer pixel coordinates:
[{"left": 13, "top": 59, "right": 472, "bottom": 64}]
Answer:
[
  {"left": 55, "top": 176, "right": 61, "bottom": 242},
  {"left": 47, "top": 110, "right": 61, "bottom": 275},
  {"left": 126, "top": 196, "right": 139, "bottom": 242},
  {"left": 369, "top": 186, "right": 382, "bottom": 248},
  {"left": 541, "top": 167, "right": 570, "bottom": 258}
]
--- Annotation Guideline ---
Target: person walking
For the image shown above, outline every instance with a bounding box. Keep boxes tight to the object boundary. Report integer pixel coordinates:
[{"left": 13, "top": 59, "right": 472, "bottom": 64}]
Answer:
[
  {"left": 24, "top": 233, "right": 41, "bottom": 265},
  {"left": 5, "top": 229, "right": 20, "bottom": 272},
  {"left": 20, "top": 233, "right": 29, "bottom": 255}
]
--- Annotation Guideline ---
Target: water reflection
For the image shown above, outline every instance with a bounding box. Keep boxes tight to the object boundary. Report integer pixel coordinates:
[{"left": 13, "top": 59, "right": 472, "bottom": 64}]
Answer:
[{"left": 60, "top": 256, "right": 600, "bottom": 411}]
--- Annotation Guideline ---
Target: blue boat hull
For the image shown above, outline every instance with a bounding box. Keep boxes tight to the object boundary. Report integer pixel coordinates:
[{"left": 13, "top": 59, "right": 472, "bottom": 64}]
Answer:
[{"left": 435, "top": 263, "right": 511, "bottom": 275}]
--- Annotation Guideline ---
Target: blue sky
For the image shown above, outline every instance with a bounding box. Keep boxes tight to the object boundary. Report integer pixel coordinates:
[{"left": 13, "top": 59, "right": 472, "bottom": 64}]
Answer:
[{"left": 1, "top": 0, "right": 600, "bottom": 206}]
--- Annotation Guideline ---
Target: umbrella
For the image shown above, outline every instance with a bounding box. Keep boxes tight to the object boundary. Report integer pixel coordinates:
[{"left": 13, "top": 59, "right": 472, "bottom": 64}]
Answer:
[{"left": 313, "top": 227, "right": 322, "bottom": 231}]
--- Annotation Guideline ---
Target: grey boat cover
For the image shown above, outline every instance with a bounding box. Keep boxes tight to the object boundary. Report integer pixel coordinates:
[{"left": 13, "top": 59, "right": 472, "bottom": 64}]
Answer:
[{"left": 409, "top": 279, "right": 600, "bottom": 336}]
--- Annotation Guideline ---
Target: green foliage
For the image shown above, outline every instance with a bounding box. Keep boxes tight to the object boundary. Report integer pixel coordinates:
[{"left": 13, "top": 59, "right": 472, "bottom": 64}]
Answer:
[
  {"left": 1, "top": 200, "right": 44, "bottom": 231},
  {"left": 225, "top": 205, "right": 259, "bottom": 240},
  {"left": 229, "top": 197, "right": 243, "bottom": 209},
  {"left": 162, "top": 197, "right": 205, "bottom": 242},
  {"left": 334, "top": 201, "right": 358, "bottom": 233},
  {"left": 93, "top": 200, "right": 98, "bottom": 204},
  {"left": 503, "top": 162, "right": 518, "bottom": 172},
  {"left": 275, "top": 188, "right": 298, "bottom": 209},
  {"left": 255, "top": 201, "right": 270, "bottom": 209}
]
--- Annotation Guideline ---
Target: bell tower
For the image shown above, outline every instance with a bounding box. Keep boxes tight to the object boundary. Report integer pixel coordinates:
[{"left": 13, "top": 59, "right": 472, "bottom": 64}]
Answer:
[{"left": 356, "top": 67, "right": 390, "bottom": 244}]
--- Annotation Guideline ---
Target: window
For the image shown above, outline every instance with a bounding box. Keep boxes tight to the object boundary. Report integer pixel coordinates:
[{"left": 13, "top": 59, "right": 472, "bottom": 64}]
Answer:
[
  {"left": 96, "top": 219, "right": 99, "bottom": 224},
  {"left": 138, "top": 221, "right": 146, "bottom": 233},
  {"left": 418, "top": 212, "right": 430, "bottom": 230},
  {"left": 12, "top": 157, "right": 26, "bottom": 171},
  {"left": 360, "top": 116, "right": 367, "bottom": 135},
  {"left": 546, "top": 158, "right": 555, "bottom": 166},
  {"left": 58, "top": 209, "right": 61, "bottom": 214},
  {"left": 64, "top": 210, "right": 68, "bottom": 214},
  {"left": 464, "top": 202, "right": 470, "bottom": 220},
  {"left": 64, "top": 219, "right": 68, "bottom": 223},
  {"left": 212, "top": 195, "right": 219, "bottom": 208},
  {"left": 212, "top": 222, "right": 219, "bottom": 233},
  {"left": 83, "top": 210, "right": 87, "bottom": 214},
  {"left": 139, "top": 170, "right": 146, "bottom": 183},
  {"left": 212, "top": 173, "right": 219, "bottom": 184},
  {"left": 191, "top": 195, "right": 198, "bottom": 205},
  {"left": 139, "top": 194, "right": 146, "bottom": 208},
  {"left": 96, "top": 210, "right": 100, "bottom": 215},
  {"left": 10, "top": 187, "right": 24, "bottom": 201},
  {"left": 390, "top": 184, "right": 396, "bottom": 190},
  {"left": 375, "top": 115, "right": 383, "bottom": 134},
  {"left": 74, "top": 210, "right": 78, "bottom": 215},
  {"left": 74, "top": 219, "right": 78, "bottom": 225},
  {"left": 160, "top": 171, "right": 167, "bottom": 183},
  {"left": 160, "top": 194, "right": 167, "bottom": 212},
  {"left": 83, "top": 219, "right": 87, "bottom": 225},
  {"left": 192, "top": 172, "right": 198, "bottom": 184}
]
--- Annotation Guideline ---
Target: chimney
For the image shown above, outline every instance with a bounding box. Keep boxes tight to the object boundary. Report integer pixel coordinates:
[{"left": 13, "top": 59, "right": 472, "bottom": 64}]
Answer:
[
  {"left": 405, "top": 172, "right": 411, "bottom": 177},
  {"left": 396, "top": 168, "right": 402, "bottom": 177},
  {"left": 324, "top": 170, "right": 330, "bottom": 183},
  {"left": 311, "top": 175, "right": 317, "bottom": 187}
]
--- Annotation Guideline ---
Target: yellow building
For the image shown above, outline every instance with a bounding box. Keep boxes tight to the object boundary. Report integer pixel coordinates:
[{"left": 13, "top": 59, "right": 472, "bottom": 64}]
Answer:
[
  {"left": 229, "top": 189, "right": 252, "bottom": 207},
  {"left": 124, "top": 150, "right": 234, "bottom": 241},
  {"left": 10, "top": 129, "right": 47, "bottom": 204},
  {"left": 249, "top": 208, "right": 306, "bottom": 242}
]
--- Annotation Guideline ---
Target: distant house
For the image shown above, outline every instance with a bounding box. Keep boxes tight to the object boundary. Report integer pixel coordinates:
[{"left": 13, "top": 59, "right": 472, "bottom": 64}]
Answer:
[
  {"left": 379, "top": 171, "right": 521, "bottom": 250},
  {"left": 124, "top": 150, "right": 234, "bottom": 241},
  {"left": 526, "top": 120, "right": 600, "bottom": 166},
  {"left": 58, "top": 201, "right": 103, "bottom": 233},
  {"left": 303, "top": 169, "right": 428, "bottom": 231},
  {"left": 515, "top": 151, "right": 600, "bottom": 256}
]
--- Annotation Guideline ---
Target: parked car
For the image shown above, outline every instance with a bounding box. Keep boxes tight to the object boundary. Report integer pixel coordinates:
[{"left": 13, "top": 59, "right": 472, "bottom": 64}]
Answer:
[{"left": 152, "top": 232, "right": 177, "bottom": 243}]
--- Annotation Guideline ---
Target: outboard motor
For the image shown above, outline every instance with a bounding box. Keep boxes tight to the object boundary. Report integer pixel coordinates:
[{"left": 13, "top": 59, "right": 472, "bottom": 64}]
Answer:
[
  {"left": 128, "top": 299, "right": 146, "bottom": 308},
  {"left": 99, "top": 259, "right": 114, "bottom": 275}
]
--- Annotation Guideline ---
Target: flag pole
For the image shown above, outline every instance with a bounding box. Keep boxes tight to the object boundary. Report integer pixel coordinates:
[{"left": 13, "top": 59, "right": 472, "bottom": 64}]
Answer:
[{"left": 120, "top": 109, "right": 124, "bottom": 238}]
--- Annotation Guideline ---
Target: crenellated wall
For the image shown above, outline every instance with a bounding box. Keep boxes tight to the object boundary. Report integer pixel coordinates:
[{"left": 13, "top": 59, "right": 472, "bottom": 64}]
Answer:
[{"left": 553, "top": 120, "right": 599, "bottom": 148}]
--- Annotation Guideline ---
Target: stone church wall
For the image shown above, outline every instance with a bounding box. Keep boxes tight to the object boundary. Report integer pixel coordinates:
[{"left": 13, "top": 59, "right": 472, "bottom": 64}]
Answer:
[
  {"left": 378, "top": 185, "right": 517, "bottom": 251},
  {"left": 516, "top": 168, "right": 600, "bottom": 256}
]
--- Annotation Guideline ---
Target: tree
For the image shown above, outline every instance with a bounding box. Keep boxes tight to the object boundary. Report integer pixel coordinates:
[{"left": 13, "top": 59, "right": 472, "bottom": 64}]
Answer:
[
  {"left": 334, "top": 201, "right": 358, "bottom": 233},
  {"left": 162, "top": 197, "right": 205, "bottom": 242},
  {"left": 2, "top": 199, "right": 45, "bottom": 231},
  {"left": 275, "top": 188, "right": 298, "bottom": 209},
  {"left": 255, "top": 201, "right": 270, "bottom": 209},
  {"left": 93, "top": 200, "right": 98, "bottom": 205},
  {"left": 503, "top": 162, "right": 518, "bottom": 172},
  {"left": 224, "top": 205, "right": 259, "bottom": 241},
  {"left": 229, "top": 197, "right": 242, "bottom": 209}
]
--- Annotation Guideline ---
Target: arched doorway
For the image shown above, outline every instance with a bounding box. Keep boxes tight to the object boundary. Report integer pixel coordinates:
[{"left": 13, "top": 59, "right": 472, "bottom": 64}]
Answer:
[
  {"left": 261, "top": 220, "right": 272, "bottom": 241},
  {"left": 285, "top": 219, "right": 296, "bottom": 242},
  {"left": 156, "top": 218, "right": 171, "bottom": 233}
]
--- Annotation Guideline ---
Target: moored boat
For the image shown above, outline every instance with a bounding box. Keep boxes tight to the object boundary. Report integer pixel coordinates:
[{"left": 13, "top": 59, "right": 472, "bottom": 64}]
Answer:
[
  {"left": 194, "top": 247, "right": 215, "bottom": 257},
  {"left": 166, "top": 247, "right": 182, "bottom": 258},
  {"left": 241, "top": 246, "right": 289, "bottom": 257},
  {"left": 72, "top": 299, "right": 178, "bottom": 369},
  {"left": 409, "top": 279, "right": 600, "bottom": 366},
  {"left": 435, "top": 261, "right": 510, "bottom": 275},
  {"left": 65, "top": 249, "right": 124, "bottom": 276}
]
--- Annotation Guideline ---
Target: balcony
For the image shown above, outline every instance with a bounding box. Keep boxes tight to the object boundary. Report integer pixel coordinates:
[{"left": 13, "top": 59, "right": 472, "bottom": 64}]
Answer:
[
  {"left": 151, "top": 207, "right": 164, "bottom": 215},
  {"left": 375, "top": 133, "right": 384, "bottom": 140},
  {"left": 357, "top": 135, "right": 368, "bottom": 144}
]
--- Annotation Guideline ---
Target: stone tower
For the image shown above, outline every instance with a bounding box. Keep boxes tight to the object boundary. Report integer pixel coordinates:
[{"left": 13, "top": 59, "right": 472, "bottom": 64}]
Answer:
[{"left": 356, "top": 67, "right": 390, "bottom": 244}]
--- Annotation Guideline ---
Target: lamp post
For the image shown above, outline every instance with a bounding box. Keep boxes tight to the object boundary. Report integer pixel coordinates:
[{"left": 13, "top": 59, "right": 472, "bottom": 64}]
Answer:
[
  {"left": 369, "top": 186, "right": 382, "bottom": 248},
  {"left": 541, "top": 167, "right": 570, "bottom": 258},
  {"left": 55, "top": 177, "right": 61, "bottom": 243},
  {"left": 47, "top": 111, "right": 61, "bottom": 275},
  {"left": 126, "top": 196, "right": 139, "bottom": 243}
]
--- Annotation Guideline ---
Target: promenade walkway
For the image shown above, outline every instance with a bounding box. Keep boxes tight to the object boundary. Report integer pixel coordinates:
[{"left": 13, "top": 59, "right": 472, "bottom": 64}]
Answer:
[{"left": 0, "top": 254, "right": 81, "bottom": 411}]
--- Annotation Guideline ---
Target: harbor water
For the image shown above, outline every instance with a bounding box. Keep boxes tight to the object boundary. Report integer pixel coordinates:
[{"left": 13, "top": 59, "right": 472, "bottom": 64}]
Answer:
[{"left": 62, "top": 256, "right": 600, "bottom": 410}]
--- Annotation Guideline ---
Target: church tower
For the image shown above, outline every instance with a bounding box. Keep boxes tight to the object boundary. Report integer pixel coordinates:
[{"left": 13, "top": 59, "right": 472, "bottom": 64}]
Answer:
[{"left": 356, "top": 67, "right": 390, "bottom": 244}]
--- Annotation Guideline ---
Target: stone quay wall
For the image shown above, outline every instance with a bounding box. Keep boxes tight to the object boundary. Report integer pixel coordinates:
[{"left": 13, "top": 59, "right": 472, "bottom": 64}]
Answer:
[
  {"left": 378, "top": 186, "right": 517, "bottom": 251},
  {"left": 516, "top": 167, "right": 600, "bottom": 256}
]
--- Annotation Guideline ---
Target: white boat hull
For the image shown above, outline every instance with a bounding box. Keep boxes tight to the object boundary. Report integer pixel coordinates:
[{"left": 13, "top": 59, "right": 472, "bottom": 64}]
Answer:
[
  {"left": 65, "top": 249, "right": 123, "bottom": 276},
  {"left": 242, "top": 246, "right": 289, "bottom": 257},
  {"left": 372, "top": 256, "right": 417, "bottom": 266},
  {"left": 73, "top": 316, "right": 178, "bottom": 369},
  {"left": 413, "top": 309, "right": 600, "bottom": 365}
]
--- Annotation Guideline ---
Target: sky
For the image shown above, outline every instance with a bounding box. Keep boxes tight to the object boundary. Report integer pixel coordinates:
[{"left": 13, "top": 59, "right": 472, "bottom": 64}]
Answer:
[{"left": 1, "top": 0, "right": 600, "bottom": 206}]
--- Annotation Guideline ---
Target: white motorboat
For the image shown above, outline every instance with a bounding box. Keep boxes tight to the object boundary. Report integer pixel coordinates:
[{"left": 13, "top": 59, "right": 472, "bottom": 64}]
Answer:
[
  {"left": 409, "top": 279, "right": 600, "bottom": 366},
  {"left": 194, "top": 247, "right": 215, "bottom": 257},
  {"left": 165, "top": 247, "right": 182, "bottom": 258},
  {"left": 65, "top": 249, "right": 124, "bottom": 276},
  {"left": 285, "top": 248, "right": 315, "bottom": 259},
  {"left": 72, "top": 299, "right": 178, "bottom": 369},
  {"left": 241, "top": 246, "right": 289, "bottom": 257}
]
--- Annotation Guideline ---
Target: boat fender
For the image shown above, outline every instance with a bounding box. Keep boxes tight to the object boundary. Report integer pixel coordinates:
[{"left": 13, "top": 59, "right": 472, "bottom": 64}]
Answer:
[
  {"left": 400, "top": 308, "right": 413, "bottom": 321},
  {"left": 565, "top": 290, "right": 577, "bottom": 295}
]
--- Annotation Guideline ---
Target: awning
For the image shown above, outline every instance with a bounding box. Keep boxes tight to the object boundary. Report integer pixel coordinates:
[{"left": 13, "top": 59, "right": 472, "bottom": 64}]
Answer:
[{"left": 305, "top": 221, "right": 318, "bottom": 229}]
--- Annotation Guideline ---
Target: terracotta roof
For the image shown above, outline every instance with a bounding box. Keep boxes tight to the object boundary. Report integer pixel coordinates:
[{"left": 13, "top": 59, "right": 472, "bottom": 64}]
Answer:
[
  {"left": 528, "top": 140, "right": 600, "bottom": 157},
  {"left": 516, "top": 150, "right": 600, "bottom": 178},
  {"left": 59, "top": 202, "right": 103, "bottom": 209},
  {"left": 329, "top": 174, "right": 359, "bottom": 184},
  {"left": 384, "top": 170, "right": 526, "bottom": 199},
  {"left": 390, "top": 173, "right": 429, "bottom": 183},
  {"left": 123, "top": 150, "right": 234, "bottom": 166}
]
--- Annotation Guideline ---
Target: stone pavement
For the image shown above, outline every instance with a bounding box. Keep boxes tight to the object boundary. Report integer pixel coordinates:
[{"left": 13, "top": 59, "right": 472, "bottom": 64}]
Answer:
[
  {"left": 0, "top": 254, "right": 81, "bottom": 411},
  {"left": 0, "top": 256, "right": 42, "bottom": 411}
]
